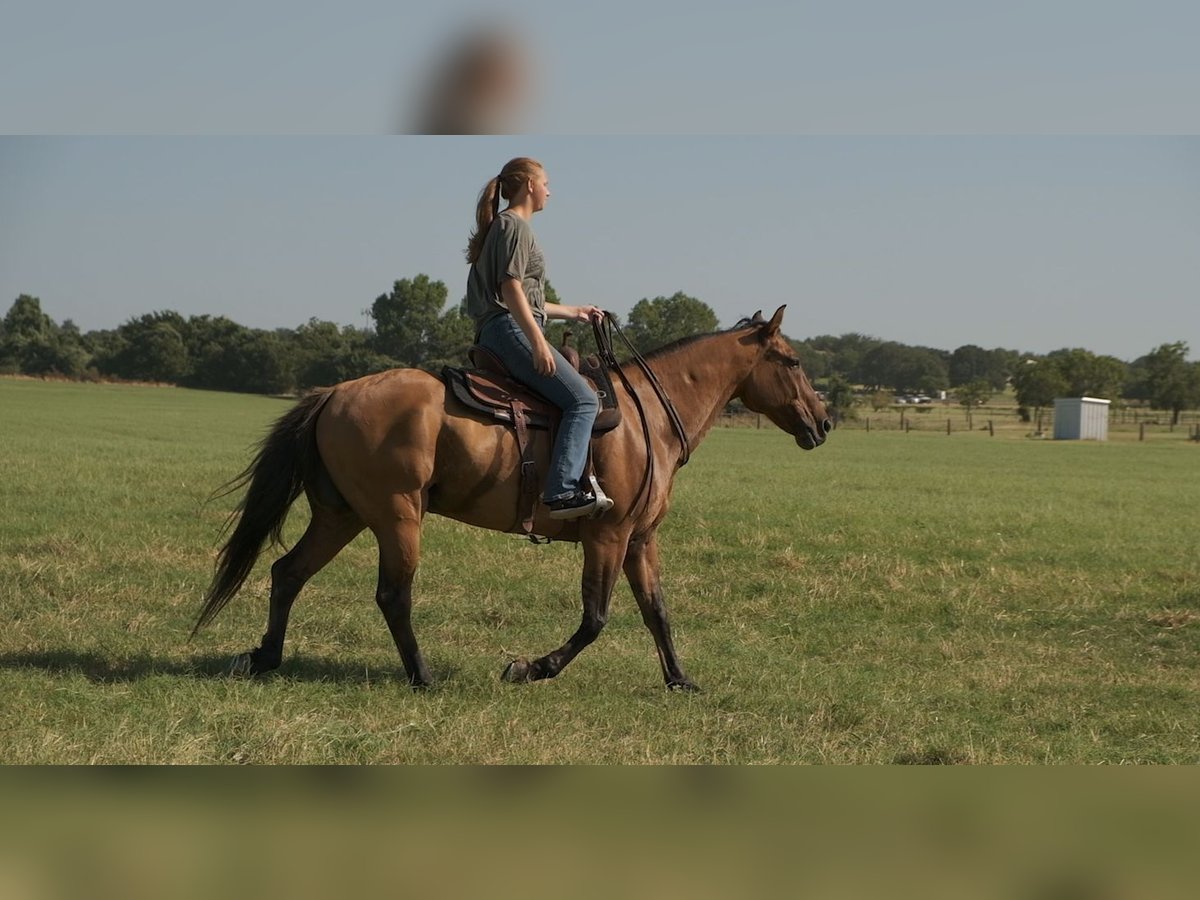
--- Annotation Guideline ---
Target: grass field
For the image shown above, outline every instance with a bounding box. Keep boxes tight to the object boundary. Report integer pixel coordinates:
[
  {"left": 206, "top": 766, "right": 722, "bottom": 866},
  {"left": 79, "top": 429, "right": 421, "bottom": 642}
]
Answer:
[{"left": 2, "top": 377, "right": 1198, "bottom": 763}]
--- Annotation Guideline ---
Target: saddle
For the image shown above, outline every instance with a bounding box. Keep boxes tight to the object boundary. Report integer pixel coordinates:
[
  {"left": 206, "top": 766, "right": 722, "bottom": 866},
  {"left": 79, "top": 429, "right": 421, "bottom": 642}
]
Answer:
[{"left": 441, "top": 333, "right": 621, "bottom": 535}]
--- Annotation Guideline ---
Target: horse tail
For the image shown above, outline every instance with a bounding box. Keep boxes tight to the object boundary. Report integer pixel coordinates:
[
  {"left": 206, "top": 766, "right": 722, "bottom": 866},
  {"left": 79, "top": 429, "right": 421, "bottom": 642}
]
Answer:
[{"left": 192, "top": 387, "right": 336, "bottom": 636}]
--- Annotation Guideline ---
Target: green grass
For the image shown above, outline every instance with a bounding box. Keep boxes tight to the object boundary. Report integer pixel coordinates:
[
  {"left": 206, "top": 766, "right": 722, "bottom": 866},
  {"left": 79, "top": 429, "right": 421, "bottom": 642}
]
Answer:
[{"left": 2, "top": 377, "right": 1198, "bottom": 763}]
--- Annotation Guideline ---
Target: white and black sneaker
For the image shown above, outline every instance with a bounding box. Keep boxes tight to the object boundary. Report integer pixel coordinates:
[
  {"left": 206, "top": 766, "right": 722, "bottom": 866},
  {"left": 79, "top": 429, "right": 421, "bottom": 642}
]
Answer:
[{"left": 546, "top": 490, "right": 599, "bottom": 520}]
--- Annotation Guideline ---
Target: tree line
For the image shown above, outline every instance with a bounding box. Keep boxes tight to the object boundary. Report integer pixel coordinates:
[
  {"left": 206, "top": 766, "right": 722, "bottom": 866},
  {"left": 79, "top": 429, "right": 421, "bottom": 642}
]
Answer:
[{"left": 3, "top": 280, "right": 1198, "bottom": 423}]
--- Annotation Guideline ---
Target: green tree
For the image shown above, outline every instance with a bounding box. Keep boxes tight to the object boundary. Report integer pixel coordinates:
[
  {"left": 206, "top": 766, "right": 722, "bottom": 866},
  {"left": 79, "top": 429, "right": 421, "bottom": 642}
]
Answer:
[
  {"left": 371, "top": 275, "right": 451, "bottom": 367},
  {"left": 860, "top": 342, "right": 947, "bottom": 394},
  {"left": 288, "top": 319, "right": 395, "bottom": 388},
  {"left": 103, "top": 312, "right": 191, "bottom": 382},
  {"left": 1135, "top": 342, "right": 1200, "bottom": 425},
  {"left": 956, "top": 379, "right": 992, "bottom": 430},
  {"left": 1011, "top": 358, "right": 1067, "bottom": 433},
  {"left": 1045, "top": 348, "right": 1126, "bottom": 399},
  {"left": 426, "top": 306, "right": 475, "bottom": 370},
  {"left": 624, "top": 292, "right": 718, "bottom": 353},
  {"left": 822, "top": 373, "right": 856, "bottom": 423},
  {"left": 1, "top": 294, "right": 55, "bottom": 374},
  {"left": 950, "top": 344, "right": 1015, "bottom": 390}
]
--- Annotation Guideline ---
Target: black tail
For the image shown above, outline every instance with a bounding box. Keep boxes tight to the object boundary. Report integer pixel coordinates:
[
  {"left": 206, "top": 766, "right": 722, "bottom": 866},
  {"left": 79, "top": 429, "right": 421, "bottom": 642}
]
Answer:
[{"left": 192, "top": 388, "right": 335, "bottom": 636}]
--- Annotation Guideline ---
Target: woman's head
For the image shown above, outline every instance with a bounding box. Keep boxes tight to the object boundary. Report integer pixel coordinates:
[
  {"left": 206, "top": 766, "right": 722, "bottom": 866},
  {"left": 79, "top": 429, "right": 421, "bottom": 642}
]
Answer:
[{"left": 465, "top": 157, "right": 546, "bottom": 263}]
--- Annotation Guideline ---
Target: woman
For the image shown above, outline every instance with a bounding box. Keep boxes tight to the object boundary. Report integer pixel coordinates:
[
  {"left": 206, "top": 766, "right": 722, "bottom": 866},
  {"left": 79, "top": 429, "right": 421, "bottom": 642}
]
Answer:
[{"left": 464, "top": 157, "right": 606, "bottom": 520}]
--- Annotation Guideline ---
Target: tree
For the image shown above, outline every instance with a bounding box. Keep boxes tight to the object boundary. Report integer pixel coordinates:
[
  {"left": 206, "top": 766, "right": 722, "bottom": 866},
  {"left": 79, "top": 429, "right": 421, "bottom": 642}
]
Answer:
[
  {"left": 624, "top": 292, "right": 718, "bottom": 353},
  {"left": 1135, "top": 342, "right": 1200, "bottom": 425},
  {"left": 859, "top": 342, "right": 947, "bottom": 394},
  {"left": 371, "top": 275, "right": 451, "bottom": 367},
  {"left": 950, "top": 344, "right": 1014, "bottom": 390},
  {"left": 103, "top": 312, "right": 191, "bottom": 382},
  {"left": 806, "top": 333, "right": 881, "bottom": 384},
  {"left": 1045, "top": 348, "right": 1126, "bottom": 399},
  {"left": 822, "top": 373, "right": 856, "bottom": 423},
  {"left": 956, "top": 379, "right": 992, "bottom": 430},
  {"left": 1, "top": 294, "right": 55, "bottom": 374},
  {"left": 1011, "top": 358, "right": 1067, "bottom": 434}
]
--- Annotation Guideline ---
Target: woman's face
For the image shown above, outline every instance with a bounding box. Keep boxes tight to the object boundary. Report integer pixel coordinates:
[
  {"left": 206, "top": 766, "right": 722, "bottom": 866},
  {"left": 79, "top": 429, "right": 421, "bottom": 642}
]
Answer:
[{"left": 527, "top": 170, "right": 550, "bottom": 212}]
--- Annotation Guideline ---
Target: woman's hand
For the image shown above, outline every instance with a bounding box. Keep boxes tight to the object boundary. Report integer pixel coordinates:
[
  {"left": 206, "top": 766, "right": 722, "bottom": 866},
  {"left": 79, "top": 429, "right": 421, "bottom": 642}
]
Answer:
[
  {"left": 532, "top": 337, "right": 557, "bottom": 376},
  {"left": 573, "top": 304, "right": 605, "bottom": 323}
]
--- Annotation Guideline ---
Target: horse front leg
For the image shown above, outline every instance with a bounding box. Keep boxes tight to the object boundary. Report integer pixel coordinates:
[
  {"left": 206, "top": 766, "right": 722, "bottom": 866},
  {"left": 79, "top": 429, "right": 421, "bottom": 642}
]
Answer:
[
  {"left": 622, "top": 529, "right": 699, "bottom": 692},
  {"left": 501, "top": 528, "right": 629, "bottom": 684}
]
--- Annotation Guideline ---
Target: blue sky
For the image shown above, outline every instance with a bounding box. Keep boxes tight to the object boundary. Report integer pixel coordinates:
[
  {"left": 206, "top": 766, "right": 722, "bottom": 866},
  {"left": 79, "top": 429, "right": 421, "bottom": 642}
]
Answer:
[
  {"left": 3, "top": 136, "right": 1197, "bottom": 360},
  {"left": 2, "top": 1, "right": 1199, "bottom": 133}
]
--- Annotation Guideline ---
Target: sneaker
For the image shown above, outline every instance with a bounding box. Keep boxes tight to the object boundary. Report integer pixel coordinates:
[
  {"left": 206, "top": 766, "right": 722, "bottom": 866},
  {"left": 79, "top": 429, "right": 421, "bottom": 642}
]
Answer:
[{"left": 545, "top": 490, "right": 598, "bottom": 520}]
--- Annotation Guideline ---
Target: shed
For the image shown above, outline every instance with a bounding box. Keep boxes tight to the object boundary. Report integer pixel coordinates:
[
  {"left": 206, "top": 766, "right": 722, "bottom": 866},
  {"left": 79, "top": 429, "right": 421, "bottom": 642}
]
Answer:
[{"left": 1053, "top": 397, "right": 1110, "bottom": 441}]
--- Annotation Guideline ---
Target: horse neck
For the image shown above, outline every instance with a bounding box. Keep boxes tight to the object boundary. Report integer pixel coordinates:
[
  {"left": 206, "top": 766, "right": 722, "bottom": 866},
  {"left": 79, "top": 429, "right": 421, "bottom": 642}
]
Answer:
[{"left": 623, "top": 329, "right": 760, "bottom": 451}]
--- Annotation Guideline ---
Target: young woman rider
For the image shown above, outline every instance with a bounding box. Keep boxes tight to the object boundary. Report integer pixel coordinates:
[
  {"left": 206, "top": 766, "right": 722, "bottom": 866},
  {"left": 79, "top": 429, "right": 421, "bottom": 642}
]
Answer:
[{"left": 463, "top": 157, "right": 606, "bottom": 519}]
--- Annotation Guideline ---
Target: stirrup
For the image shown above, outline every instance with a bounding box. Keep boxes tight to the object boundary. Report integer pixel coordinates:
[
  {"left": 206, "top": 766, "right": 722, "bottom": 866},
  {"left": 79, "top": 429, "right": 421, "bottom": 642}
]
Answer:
[{"left": 587, "top": 475, "right": 614, "bottom": 518}]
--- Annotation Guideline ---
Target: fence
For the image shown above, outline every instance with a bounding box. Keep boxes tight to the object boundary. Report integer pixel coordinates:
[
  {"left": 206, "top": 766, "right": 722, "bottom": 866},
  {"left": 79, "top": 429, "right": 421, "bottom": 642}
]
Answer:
[{"left": 717, "top": 400, "right": 1200, "bottom": 441}]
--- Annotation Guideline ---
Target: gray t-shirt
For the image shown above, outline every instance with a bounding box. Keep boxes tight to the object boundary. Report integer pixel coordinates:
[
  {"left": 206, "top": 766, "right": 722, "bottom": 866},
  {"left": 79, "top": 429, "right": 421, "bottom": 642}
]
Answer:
[{"left": 464, "top": 210, "right": 546, "bottom": 331}]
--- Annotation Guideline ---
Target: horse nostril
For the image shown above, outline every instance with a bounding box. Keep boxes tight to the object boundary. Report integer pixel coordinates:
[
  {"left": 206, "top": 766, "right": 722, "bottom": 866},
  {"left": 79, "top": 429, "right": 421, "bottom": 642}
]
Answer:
[{"left": 821, "top": 419, "right": 833, "bottom": 435}]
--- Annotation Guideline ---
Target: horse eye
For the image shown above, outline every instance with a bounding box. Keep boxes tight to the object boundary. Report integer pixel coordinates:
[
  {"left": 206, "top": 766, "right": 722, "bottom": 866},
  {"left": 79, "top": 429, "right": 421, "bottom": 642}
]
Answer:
[{"left": 786, "top": 358, "right": 800, "bottom": 369}]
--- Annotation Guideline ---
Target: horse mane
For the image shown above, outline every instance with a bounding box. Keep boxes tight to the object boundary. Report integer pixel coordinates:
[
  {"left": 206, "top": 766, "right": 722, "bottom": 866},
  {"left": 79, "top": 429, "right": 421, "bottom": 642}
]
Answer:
[{"left": 639, "top": 319, "right": 760, "bottom": 362}]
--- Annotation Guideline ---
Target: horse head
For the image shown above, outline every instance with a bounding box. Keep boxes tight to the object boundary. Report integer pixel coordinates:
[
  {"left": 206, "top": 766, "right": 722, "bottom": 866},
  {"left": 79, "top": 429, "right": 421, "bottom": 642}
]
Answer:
[{"left": 736, "top": 305, "right": 832, "bottom": 450}]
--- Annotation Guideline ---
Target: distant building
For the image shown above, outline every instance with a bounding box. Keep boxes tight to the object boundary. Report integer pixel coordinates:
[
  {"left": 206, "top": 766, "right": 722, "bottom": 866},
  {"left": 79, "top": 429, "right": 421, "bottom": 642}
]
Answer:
[{"left": 1053, "top": 397, "right": 1110, "bottom": 441}]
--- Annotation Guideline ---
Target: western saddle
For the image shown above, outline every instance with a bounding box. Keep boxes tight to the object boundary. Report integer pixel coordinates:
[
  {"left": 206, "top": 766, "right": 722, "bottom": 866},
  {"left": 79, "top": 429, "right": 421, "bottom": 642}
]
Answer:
[{"left": 441, "top": 332, "right": 621, "bottom": 535}]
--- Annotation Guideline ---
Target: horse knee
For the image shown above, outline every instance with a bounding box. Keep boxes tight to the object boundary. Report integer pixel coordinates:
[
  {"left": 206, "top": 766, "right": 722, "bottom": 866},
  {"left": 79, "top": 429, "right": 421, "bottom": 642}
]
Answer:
[{"left": 580, "top": 608, "right": 608, "bottom": 640}]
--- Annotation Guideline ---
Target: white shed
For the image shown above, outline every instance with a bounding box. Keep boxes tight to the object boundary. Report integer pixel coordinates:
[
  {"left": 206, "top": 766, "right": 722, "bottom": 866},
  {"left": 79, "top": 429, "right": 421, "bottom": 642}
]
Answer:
[{"left": 1053, "top": 397, "right": 1110, "bottom": 441}]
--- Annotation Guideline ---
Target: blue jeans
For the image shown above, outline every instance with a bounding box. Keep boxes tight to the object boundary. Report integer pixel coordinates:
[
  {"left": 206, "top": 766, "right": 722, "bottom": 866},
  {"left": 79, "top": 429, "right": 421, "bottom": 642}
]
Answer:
[{"left": 478, "top": 314, "right": 600, "bottom": 502}]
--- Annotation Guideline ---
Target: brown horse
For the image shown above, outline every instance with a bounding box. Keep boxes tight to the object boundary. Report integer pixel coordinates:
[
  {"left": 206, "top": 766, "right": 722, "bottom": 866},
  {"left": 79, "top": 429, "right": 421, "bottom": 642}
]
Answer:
[{"left": 194, "top": 305, "right": 830, "bottom": 690}]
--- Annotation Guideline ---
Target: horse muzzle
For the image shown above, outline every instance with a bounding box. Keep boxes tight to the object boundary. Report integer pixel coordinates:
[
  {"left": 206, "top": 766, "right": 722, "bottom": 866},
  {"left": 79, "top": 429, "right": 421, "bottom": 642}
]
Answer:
[{"left": 795, "top": 416, "right": 832, "bottom": 450}]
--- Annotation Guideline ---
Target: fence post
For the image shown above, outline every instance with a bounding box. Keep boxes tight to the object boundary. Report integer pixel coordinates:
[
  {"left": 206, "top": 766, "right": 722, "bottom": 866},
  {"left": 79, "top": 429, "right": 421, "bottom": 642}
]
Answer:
[
  {"left": 946, "top": 418, "right": 951, "bottom": 435},
  {"left": 1139, "top": 422, "right": 1145, "bottom": 442},
  {"left": 866, "top": 418, "right": 871, "bottom": 433},
  {"left": 988, "top": 419, "right": 994, "bottom": 437}
]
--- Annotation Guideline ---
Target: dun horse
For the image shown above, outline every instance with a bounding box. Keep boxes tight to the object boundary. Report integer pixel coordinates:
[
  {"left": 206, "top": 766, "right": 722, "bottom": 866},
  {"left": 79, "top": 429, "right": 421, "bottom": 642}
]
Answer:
[{"left": 194, "top": 305, "right": 830, "bottom": 690}]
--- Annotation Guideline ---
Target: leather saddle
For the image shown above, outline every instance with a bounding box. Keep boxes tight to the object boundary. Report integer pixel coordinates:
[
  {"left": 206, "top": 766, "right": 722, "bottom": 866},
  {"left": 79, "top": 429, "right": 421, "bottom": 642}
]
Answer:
[
  {"left": 440, "top": 334, "right": 621, "bottom": 537},
  {"left": 442, "top": 342, "right": 621, "bottom": 435}
]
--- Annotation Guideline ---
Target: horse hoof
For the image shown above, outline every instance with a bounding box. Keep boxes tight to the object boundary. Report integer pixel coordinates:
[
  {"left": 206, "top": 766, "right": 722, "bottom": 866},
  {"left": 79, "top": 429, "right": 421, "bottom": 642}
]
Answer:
[
  {"left": 667, "top": 679, "right": 701, "bottom": 693},
  {"left": 501, "top": 658, "right": 534, "bottom": 683},
  {"left": 228, "top": 652, "right": 255, "bottom": 677}
]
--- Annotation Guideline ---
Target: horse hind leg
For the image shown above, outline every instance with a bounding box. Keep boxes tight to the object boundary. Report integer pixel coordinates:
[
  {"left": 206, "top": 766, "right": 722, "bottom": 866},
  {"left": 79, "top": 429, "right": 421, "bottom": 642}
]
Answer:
[
  {"left": 229, "top": 504, "right": 364, "bottom": 676},
  {"left": 374, "top": 514, "right": 433, "bottom": 688}
]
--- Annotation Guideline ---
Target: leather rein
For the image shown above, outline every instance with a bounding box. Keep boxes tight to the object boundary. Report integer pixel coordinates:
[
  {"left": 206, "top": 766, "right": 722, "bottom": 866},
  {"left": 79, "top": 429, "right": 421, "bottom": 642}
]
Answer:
[{"left": 591, "top": 313, "right": 691, "bottom": 517}]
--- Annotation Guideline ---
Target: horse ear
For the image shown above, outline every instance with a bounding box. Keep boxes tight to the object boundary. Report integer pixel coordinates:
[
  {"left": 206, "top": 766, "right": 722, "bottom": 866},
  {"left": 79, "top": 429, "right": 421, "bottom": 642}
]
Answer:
[
  {"left": 750, "top": 310, "right": 765, "bottom": 323},
  {"left": 765, "top": 305, "right": 786, "bottom": 336}
]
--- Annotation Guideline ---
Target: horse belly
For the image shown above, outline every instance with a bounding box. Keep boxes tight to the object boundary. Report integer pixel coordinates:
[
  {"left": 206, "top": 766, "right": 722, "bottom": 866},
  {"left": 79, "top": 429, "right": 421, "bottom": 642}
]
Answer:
[{"left": 429, "top": 414, "right": 550, "bottom": 532}]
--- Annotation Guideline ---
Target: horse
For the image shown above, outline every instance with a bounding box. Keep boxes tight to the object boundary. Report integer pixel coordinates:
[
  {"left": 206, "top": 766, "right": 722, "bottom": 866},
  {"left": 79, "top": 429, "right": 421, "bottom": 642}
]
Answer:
[{"left": 193, "top": 305, "right": 831, "bottom": 691}]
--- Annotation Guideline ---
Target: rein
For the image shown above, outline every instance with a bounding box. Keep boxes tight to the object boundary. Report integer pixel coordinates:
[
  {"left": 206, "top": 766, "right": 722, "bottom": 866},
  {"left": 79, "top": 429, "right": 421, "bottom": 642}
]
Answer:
[{"left": 591, "top": 313, "right": 692, "bottom": 519}]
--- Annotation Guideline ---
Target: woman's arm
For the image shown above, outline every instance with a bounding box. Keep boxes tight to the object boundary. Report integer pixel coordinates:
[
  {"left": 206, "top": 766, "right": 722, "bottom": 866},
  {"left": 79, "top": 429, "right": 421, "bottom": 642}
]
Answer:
[
  {"left": 500, "top": 278, "right": 557, "bottom": 375},
  {"left": 545, "top": 302, "right": 605, "bottom": 323}
]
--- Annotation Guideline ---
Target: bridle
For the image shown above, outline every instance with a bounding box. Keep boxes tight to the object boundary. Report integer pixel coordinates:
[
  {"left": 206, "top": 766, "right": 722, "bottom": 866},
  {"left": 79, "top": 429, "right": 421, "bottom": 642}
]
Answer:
[{"left": 591, "top": 313, "right": 691, "bottom": 518}]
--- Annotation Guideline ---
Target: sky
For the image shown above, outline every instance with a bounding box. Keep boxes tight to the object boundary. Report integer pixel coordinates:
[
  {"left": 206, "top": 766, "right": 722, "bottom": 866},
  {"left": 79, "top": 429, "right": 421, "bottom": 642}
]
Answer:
[{"left": 2, "top": 135, "right": 1198, "bottom": 360}]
